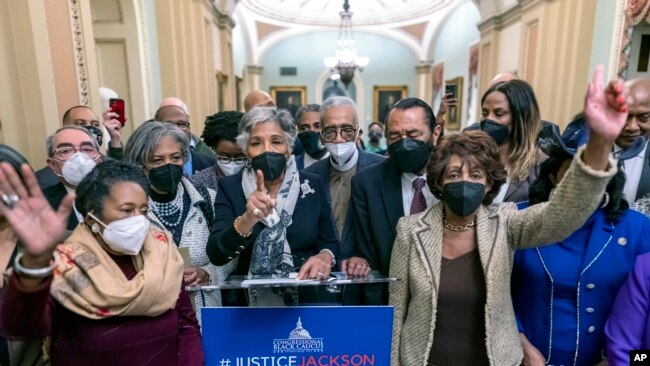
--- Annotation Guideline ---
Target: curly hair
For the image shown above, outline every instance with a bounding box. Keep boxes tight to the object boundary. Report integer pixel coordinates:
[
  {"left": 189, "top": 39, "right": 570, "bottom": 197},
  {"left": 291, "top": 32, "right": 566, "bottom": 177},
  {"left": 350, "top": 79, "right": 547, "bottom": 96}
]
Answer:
[
  {"left": 427, "top": 130, "right": 507, "bottom": 205},
  {"left": 201, "top": 111, "right": 243, "bottom": 149},
  {"left": 482, "top": 79, "right": 542, "bottom": 183},
  {"left": 529, "top": 155, "right": 629, "bottom": 222},
  {"left": 76, "top": 160, "right": 150, "bottom": 218}
]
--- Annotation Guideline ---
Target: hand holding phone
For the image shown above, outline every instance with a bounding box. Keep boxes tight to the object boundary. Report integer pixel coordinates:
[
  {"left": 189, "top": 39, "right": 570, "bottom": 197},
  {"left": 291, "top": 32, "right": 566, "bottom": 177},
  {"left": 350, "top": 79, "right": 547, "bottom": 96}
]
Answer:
[{"left": 109, "top": 98, "right": 126, "bottom": 126}]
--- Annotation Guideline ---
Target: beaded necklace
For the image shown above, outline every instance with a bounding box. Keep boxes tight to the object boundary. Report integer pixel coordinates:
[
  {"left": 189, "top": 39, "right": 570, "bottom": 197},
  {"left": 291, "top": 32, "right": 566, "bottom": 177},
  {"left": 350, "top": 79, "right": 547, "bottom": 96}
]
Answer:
[{"left": 150, "top": 183, "right": 185, "bottom": 228}]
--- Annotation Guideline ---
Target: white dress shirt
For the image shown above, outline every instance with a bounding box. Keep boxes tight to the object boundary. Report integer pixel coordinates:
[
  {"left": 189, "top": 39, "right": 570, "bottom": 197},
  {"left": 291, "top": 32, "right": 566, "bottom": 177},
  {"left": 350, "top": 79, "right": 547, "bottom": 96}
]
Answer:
[
  {"left": 401, "top": 172, "right": 437, "bottom": 216},
  {"left": 492, "top": 178, "right": 510, "bottom": 204}
]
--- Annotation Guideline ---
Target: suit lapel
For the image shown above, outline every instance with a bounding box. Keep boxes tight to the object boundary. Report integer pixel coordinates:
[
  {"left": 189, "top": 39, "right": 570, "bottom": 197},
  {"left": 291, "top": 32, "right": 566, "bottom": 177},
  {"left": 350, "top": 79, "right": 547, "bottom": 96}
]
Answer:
[
  {"left": 504, "top": 180, "right": 525, "bottom": 202},
  {"left": 412, "top": 205, "right": 443, "bottom": 295},
  {"left": 474, "top": 205, "right": 499, "bottom": 278},
  {"left": 380, "top": 160, "right": 403, "bottom": 237}
]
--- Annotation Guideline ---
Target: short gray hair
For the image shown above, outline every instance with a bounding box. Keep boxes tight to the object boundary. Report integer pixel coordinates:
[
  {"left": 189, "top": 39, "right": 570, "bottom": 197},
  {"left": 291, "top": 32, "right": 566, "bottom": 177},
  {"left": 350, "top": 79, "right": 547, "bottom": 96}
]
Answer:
[
  {"left": 237, "top": 107, "right": 296, "bottom": 156},
  {"left": 295, "top": 104, "right": 321, "bottom": 124},
  {"left": 46, "top": 125, "right": 99, "bottom": 157},
  {"left": 321, "top": 96, "right": 358, "bottom": 127},
  {"left": 123, "top": 121, "right": 190, "bottom": 168}
]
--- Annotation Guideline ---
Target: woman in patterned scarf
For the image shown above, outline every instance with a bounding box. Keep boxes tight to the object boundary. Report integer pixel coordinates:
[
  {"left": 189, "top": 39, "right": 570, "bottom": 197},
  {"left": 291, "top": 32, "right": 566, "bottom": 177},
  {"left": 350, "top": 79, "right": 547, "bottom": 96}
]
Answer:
[{"left": 0, "top": 160, "right": 203, "bottom": 365}]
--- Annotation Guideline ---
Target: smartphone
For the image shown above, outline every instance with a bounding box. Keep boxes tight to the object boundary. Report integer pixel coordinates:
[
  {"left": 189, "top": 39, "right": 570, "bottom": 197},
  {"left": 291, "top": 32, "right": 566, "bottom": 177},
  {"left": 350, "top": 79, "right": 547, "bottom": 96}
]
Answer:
[
  {"left": 445, "top": 84, "right": 457, "bottom": 99},
  {"left": 109, "top": 98, "right": 126, "bottom": 126}
]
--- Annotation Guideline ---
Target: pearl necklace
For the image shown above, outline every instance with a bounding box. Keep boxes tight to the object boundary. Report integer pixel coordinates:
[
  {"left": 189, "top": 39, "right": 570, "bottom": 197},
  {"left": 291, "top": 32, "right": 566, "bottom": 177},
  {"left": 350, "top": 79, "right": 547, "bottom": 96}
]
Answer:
[{"left": 150, "top": 184, "right": 184, "bottom": 228}]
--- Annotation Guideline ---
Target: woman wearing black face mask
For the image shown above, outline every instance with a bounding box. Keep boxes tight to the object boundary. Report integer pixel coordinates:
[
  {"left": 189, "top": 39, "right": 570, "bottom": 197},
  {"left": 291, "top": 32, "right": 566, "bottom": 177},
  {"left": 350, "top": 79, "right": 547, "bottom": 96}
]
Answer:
[
  {"left": 206, "top": 107, "right": 339, "bottom": 306},
  {"left": 124, "top": 122, "right": 234, "bottom": 323},
  {"left": 479, "top": 79, "right": 545, "bottom": 204},
  {"left": 390, "top": 67, "right": 627, "bottom": 366}
]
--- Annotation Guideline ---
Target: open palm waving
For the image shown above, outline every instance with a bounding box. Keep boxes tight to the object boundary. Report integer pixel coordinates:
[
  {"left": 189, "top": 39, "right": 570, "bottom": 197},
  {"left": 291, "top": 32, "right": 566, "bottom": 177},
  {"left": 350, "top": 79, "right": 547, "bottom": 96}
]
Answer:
[{"left": 0, "top": 162, "right": 73, "bottom": 265}]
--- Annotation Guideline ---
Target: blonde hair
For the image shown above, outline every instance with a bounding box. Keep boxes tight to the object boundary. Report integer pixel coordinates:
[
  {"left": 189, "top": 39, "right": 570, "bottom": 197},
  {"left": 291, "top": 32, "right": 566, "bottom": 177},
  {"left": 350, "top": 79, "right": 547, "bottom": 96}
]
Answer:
[{"left": 482, "top": 80, "right": 542, "bottom": 182}]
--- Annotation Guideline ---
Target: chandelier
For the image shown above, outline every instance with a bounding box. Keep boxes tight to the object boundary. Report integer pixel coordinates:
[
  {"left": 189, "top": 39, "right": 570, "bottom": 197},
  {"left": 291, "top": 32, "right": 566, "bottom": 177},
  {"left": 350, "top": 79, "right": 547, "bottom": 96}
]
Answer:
[{"left": 323, "top": 0, "right": 369, "bottom": 88}]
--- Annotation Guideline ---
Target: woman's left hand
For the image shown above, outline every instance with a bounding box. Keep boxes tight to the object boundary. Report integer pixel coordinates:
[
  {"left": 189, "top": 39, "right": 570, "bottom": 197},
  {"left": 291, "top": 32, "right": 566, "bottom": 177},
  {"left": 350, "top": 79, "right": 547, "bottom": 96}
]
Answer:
[
  {"left": 183, "top": 267, "right": 209, "bottom": 285},
  {"left": 296, "top": 252, "right": 332, "bottom": 280},
  {"left": 584, "top": 64, "right": 627, "bottom": 142}
]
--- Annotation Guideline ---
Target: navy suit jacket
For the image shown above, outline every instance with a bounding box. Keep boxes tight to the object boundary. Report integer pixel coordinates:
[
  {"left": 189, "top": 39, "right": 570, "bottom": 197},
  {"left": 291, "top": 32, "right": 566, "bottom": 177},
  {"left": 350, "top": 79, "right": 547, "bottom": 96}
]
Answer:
[
  {"left": 207, "top": 170, "right": 339, "bottom": 274},
  {"left": 44, "top": 182, "right": 78, "bottom": 231},
  {"left": 350, "top": 158, "right": 403, "bottom": 304},
  {"left": 190, "top": 150, "right": 216, "bottom": 175},
  {"left": 295, "top": 154, "right": 305, "bottom": 171},
  {"left": 304, "top": 149, "right": 385, "bottom": 258}
]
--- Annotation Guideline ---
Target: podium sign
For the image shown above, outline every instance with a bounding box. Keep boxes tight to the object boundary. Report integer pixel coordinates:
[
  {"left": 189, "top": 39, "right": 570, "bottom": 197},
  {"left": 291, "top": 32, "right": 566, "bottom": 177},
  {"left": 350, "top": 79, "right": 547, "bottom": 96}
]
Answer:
[{"left": 201, "top": 306, "right": 394, "bottom": 366}]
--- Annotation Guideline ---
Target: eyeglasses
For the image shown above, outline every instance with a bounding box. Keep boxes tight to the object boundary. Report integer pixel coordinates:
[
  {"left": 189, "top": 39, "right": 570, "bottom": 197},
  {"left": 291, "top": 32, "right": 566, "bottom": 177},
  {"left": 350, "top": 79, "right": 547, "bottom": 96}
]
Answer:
[
  {"left": 320, "top": 126, "right": 359, "bottom": 143},
  {"left": 216, "top": 155, "right": 247, "bottom": 164},
  {"left": 164, "top": 120, "right": 191, "bottom": 131},
  {"left": 53, "top": 145, "right": 99, "bottom": 160}
]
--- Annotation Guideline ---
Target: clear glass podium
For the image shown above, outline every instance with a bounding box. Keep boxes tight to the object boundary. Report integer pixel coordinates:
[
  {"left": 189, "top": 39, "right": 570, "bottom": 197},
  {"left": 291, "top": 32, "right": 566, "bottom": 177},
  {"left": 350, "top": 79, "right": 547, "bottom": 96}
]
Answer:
[{"left": 186, "top": 271, "right": 397, "bottom": 293}]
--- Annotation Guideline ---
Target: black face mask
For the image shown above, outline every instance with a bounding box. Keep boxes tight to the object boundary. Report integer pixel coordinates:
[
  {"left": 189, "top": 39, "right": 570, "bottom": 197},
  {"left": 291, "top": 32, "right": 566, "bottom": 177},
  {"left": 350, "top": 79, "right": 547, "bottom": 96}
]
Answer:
[
  {"left": 251, "top": 152, "right": 287, "bottom": 181},
  {"left": 298, "top": 131, "right": 327, "bottom": 159},
  {"left": 83, "top": 125, "right": 103, "bottom": 147},
  {"left": 148, "top": 163, "right": 183, "bottom": 195},
  {"left": 388, "top": 138, "right": 432, "bottom": 174},
  {"left": 368, "top": 130, "right": 383, "bottom": 142},
  {"left": 480, "top": 119, "right": 510, "bottom": 145},
  {"left": 442, "top": 181, "right": 486, "bottom": 217}
]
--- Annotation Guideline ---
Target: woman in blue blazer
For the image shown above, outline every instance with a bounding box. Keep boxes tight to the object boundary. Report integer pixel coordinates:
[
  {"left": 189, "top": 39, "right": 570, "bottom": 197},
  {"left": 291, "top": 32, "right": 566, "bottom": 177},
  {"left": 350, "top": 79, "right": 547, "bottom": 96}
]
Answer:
[
  {"left": 206, "top": 107, "right": 339, "bottom": 306},
  {"left": 512, "top": 125, "right": 650, "bottom": 366}
]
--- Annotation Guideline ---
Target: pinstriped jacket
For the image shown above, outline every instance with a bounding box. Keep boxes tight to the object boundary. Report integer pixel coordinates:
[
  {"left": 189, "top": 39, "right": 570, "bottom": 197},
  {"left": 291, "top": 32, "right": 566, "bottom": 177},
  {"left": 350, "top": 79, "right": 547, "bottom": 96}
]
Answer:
[{"left": 389, "top": 148, "right": 617, "bottom": 366}]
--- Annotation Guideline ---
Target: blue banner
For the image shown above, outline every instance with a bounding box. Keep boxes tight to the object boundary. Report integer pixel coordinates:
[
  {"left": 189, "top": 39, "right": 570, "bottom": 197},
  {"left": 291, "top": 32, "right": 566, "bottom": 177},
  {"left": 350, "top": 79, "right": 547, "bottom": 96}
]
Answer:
[{"left": 202, "top": 306, "right": 394, "bottom": 366}]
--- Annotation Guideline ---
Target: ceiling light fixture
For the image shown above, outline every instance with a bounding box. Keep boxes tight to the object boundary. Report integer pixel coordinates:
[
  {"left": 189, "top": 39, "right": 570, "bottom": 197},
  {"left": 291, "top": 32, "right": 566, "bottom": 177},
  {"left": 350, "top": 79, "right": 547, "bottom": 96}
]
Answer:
[{"left": 323, "top": 0, "right": 369, "bottom": 88}]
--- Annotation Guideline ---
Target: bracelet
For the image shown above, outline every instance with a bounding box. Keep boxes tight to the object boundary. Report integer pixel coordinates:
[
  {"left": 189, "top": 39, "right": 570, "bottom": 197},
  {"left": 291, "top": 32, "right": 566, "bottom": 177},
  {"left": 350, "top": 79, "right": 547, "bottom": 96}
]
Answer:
[
  {"left": 13, "top": 252, "right": 57, "bottom": 278},
  {"left": 233, "top": 216, "right": 253, "bottom": 238}
]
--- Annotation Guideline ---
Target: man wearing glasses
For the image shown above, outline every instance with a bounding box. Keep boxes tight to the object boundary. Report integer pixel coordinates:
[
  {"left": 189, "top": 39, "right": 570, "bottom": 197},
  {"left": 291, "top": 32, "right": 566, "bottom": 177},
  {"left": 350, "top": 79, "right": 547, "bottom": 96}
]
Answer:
[
  {"left": 154, "top": 104, "right": 216, "bottom": 177},
  {"left": 304, "top": 97, "right": 384, "bottom": 295},
  {"left": 43, "top": 125, "right": 103, "bottom": 231}
]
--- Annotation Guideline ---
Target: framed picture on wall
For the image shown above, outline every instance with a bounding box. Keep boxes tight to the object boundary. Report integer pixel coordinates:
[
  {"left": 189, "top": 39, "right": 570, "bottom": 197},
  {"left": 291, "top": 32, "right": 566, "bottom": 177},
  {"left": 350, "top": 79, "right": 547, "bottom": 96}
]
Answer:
[
  {"left": 444, "top": 77, "right": 463, "bottom": 131},
  {"left": 270, "top": 86, "right": 306, "bottom": 118},
  {"left": 373, "top": 85, "right": 408, "bottom": 123},
  {"left": 217, "top": 72, "right": 228, "bottom": 111}
]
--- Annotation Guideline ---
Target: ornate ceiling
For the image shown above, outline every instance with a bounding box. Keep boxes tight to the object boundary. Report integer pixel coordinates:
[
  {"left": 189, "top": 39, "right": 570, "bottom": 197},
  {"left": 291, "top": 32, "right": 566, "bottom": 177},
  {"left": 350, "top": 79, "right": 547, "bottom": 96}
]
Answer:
[{"left": 239, "top": 0, "right": 455, "bottom": 26}]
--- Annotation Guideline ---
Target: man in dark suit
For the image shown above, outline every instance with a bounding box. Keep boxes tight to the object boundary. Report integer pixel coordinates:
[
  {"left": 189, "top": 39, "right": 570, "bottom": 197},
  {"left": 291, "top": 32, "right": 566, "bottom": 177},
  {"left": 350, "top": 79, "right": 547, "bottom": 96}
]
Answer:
[
  {"left": 44, "top": 126, "right": 104, "bottom": 231},
  {"left": 296, "top": 104, "right": 329, "bottom": 170},
  {"left": 154, "top": 105, "right": 216, "bottom": 176},
  {"left": 615, "top": 77, "right": 650, "bottom": 203},
  {"left": 350, "top": 98, "right": 441, "bottom": 304}
]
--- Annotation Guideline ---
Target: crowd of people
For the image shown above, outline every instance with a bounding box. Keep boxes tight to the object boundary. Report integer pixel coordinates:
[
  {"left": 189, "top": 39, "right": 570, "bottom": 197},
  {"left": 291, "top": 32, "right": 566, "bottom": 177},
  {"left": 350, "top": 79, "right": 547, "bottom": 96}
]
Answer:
[{"left": 0, "top": 65, "right": 648, "bottom": 366}]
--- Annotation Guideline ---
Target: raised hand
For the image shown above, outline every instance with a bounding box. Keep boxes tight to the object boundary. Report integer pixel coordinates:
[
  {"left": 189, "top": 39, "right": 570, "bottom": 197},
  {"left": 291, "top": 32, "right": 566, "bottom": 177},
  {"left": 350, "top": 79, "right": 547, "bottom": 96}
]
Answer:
[
  {"left": 584, "top": 65, "right": 627, "bottom": 142},
  {"left": 238, "top": 170, "right": 276, "bottom": 234},
  {"left": 102, "top": 109, "right": 123, "bottom": 148},
  {"left": 0, "top": 163, "right": 73, "bottom": 266},
  {"left": 583, "top": 65, "right": 628, "bottom": 171}
]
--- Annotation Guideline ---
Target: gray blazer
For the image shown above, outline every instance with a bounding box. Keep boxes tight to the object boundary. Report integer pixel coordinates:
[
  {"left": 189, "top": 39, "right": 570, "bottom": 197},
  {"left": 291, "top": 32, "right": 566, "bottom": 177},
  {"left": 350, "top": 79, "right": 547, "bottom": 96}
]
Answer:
[{"left": 389, "top": 148, "right": 616, "bottom": 366}]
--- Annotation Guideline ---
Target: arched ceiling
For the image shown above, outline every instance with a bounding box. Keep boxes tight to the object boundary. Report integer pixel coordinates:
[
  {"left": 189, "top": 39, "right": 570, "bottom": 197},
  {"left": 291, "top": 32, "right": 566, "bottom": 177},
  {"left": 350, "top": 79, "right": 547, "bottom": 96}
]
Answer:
[
  {"left": 239, "top": 0, "right": 455, "bottom": 26},
  {"left": 233, "top": 0, "right": 475, "bottom": 63}
]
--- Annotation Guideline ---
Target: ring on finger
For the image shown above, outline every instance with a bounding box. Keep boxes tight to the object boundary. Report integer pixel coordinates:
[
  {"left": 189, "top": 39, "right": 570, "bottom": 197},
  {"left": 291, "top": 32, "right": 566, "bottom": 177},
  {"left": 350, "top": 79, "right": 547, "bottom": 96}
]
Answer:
[
  {"left": 253, "top": 208, "right": 262, "bottom": 217},
  {"left": 317, "top": 271, "right": 324, "bottom": 278},
  {"left": 1, "top": 193, "right": 19, "bottom": 209}
]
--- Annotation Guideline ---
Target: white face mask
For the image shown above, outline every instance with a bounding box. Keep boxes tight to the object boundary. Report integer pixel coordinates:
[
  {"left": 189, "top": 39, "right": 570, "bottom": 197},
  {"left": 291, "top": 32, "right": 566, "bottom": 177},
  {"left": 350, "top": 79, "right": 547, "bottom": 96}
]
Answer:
[
  {"left": 325, "top": 142, "right": 357, "bottom": 164},
  {"left": 89, "top": 213, "right": 150, "bottom": 255},
  {"left": 217, "top": 160, "right": 245, "bottom": 176},
  {"left": 61, "top": 152, "right": 97, "bottom": 186}
]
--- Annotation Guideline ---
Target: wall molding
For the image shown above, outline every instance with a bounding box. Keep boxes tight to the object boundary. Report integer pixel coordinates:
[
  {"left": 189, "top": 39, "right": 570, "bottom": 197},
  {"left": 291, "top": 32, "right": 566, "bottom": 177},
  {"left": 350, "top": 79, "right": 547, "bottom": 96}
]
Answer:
[{"left": 68, "top": 0, "right": 90, "bottom": 106}]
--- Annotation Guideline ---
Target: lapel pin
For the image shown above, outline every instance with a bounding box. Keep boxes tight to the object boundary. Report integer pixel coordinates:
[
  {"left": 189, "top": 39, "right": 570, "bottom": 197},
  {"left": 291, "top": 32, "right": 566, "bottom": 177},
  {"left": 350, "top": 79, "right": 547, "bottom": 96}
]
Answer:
[
  {"left": 618, "top": 237, "right": 627, "bottom": 246},
  {"left": 301, "top": 179, "right": 315, "bottom": 198}
]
